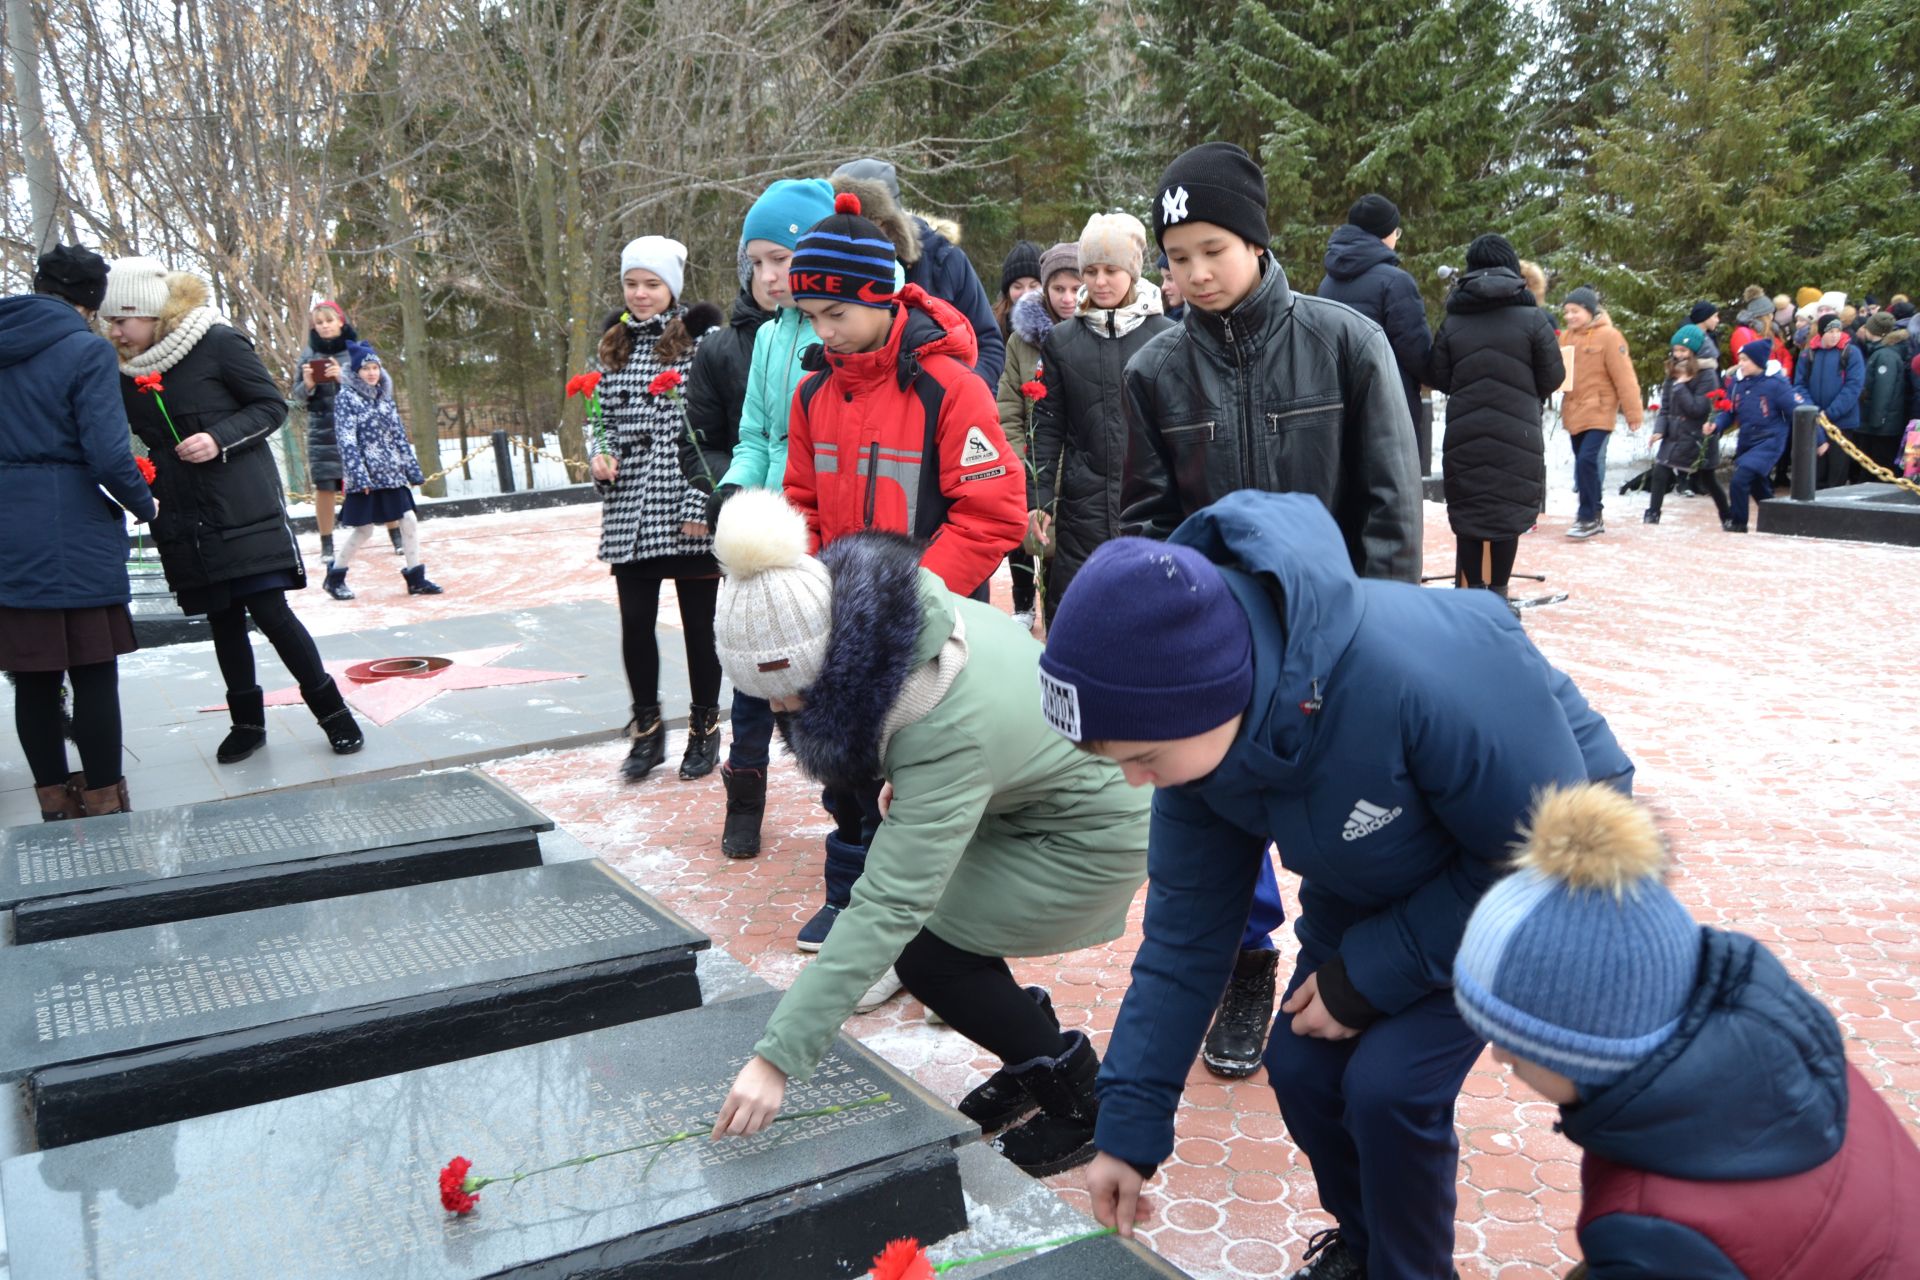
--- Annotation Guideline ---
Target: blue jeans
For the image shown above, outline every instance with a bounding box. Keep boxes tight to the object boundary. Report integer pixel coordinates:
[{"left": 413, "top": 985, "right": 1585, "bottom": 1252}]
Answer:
[
  {"left": 1572, "top": 429, "right": 1610, "bottom": 522},
  {"left": 727, "top": 690, "right": 774, "bottom": 770}
]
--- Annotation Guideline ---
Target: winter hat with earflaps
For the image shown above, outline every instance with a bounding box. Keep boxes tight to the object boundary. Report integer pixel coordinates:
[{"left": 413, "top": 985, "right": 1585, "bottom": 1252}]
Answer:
[
  {"left": 99, "top": 256, "right": 172, "bottom": 319},
  {"left": 712, "top": 488, "right": 836, "bottom": 701},
  {"left": 1453, "top": 784, "right": 1702, "bottom": 1091},
  {"left": 618, "top": 236, "right": 687, "bottom": 302}
]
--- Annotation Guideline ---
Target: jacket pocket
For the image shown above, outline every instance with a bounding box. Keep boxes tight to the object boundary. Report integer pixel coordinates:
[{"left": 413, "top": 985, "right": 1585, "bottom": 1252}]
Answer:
[
  {"left": 219, "top": 515, "right": 288, "bottom": 541},
  {"left": 1159, "top": 416, "right": 1221, "bottom": 507},
  {"left": 1259, "top": 398, "right": 1342, "bottom": 497}
]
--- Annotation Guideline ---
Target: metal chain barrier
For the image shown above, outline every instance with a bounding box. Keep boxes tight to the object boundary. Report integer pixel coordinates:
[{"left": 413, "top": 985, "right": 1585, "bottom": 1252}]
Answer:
[
  {"left": 281, "top": 438, "right": 499, "bottom": 503},
  {"left": 1816, "top": 413, "right": 1920, "bottom": 498}
]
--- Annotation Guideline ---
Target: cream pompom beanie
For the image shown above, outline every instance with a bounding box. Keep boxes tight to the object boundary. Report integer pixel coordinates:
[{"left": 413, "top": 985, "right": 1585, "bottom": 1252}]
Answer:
[
  {"left": 712, "top": 488, "right": 835, "bottom": 700},
  {"left": 1077, "top": 212, "right": 1148, "bottom": 281},
  {"left": 99, "top": 256, "right": 172, "bottom": 319}
]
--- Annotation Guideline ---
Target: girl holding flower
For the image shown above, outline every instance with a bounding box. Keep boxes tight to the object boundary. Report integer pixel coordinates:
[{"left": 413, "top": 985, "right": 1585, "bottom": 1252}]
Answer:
[{"left": 588, "top": 236, "right": 725, "bottom": 782}]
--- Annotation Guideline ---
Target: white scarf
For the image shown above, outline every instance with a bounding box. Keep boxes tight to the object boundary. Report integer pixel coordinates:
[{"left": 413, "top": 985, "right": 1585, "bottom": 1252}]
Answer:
[
  {"left": 117, "top": 305, "right": 228, "bottom": 376},
  {"left": 1078, "top": 277, "right": 1166, "bottom": 339}
]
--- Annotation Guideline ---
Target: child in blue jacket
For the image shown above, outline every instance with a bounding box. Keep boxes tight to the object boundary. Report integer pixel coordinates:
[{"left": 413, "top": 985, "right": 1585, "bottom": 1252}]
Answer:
[
  {"left": 1039, "top": 490, "right": 1632, "bottom": 1280},
  {"left": 1712, "top": 339, "right": 1802, "bottom": 532},
  {"left": 1792, "top": 313, "right": 1862, "bottom": 489}
]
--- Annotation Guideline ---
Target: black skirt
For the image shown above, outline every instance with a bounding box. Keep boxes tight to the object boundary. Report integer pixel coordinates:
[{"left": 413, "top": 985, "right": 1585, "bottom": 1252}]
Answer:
[
  {"left": 340, "top": 487, "right": 416, "bottom": 527},
  {"left": 0, "top": 605, "right": 137, "bottom": 672},
  {"left": 610, "top": 554, "right": 721, "bottom": 582},
  {"left": 176, "top": 569, "right": 304, "bottom": 618}
]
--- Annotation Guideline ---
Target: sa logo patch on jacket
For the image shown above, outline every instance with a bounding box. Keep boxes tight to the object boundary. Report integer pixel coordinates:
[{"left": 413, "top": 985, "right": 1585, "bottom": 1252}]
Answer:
[{"left": 960, "top": 425, "right": 1000, "bottom": 466}]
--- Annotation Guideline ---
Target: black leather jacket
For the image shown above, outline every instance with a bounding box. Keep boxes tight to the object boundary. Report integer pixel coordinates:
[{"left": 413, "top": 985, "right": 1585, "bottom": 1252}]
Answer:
[{"left": 1119, "top": 258, "right": 1423, "bottom": 581}]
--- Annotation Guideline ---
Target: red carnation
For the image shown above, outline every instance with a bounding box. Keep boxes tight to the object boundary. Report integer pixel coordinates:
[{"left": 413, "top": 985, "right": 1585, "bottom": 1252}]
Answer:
[
  {"left": 136, "top": 456, "right": 157, "bottom": 483},
  {"left": 1020, "top": 380, "right": 1047, "bottom": 402},
  {"left": 648, "top": 369, "right": 684, "bottom": 397},
  {"left": 1707, "top": 388, "right": 1732, "bottom": 411},
  {"left": 868, "top": 1237, "right": 935, "bottom": 1280},
  {"left": 439, "top": 1156, "right": 481, "bottom": 1215},
  {"left": 133, "top": 372, "right": 164, "bottom": 394}
]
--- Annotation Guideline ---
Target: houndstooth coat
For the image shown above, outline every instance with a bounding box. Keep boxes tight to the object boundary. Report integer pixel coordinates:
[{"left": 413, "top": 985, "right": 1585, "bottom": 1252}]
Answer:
[{"left": 591, "top": 307, "right": 716, "bottom": 572}]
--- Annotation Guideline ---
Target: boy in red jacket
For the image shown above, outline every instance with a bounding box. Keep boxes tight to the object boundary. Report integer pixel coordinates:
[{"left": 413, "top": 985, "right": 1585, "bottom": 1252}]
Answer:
[
  {"left": 779, "top": 192, "right": 1025, "bottom": 952},
  {"left": 1455, "top": 784, "right": 1920, "bottom": 1280}
]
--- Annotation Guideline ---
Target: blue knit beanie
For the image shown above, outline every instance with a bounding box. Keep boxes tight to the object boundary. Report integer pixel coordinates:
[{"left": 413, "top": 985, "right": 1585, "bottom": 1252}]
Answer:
[
  {"left": 346, "top": 340, "right": 381, "bottom": 372},
  {"left": 741, "top": 178, "right": 838, "bottom": 254},
  {"left": 1037, "top": 539, "right": 1252, "bottom": 744},
  {"left": 1740, "top": 338, "right": 1774, "bottom": 370},
  {"left": 790, "top": 193, "right": 899, "bottom": 310},
  {"left": 1669, "top": 324, "right": 1710, "bottom": 355},
  {"left": 1454, "top": 785, "right": 1702, "bottom": 1090}
]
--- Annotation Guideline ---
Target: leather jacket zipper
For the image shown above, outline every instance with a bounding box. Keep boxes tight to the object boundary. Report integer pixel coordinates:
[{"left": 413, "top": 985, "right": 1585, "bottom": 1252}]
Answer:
[{"left": 1225, "top": 317, "right": 1251, "bottom": 489}]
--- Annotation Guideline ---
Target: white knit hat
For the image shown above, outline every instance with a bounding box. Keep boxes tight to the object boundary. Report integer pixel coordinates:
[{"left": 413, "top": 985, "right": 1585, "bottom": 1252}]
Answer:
[
  {"left": 1078, "top": 212, "right": 1148, "bottom": 280},
  {"left": 99, "top": 256, "right": 172, "bottom": 319},
  {"left": 713, "top": 488, "right": 835, "bottom": 701},
  {"left": 619, "top": 236, "right": 688, "bottom": 302}
]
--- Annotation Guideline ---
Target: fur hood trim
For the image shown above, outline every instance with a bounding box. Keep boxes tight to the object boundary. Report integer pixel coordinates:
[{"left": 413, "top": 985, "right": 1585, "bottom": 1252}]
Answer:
[
  {"left": 340, "top": 367, "right": 396, "bottom": 403},
  {"left": 1010, "top": 290, "right": 1056, "bottom": 348},
  {"left": 153, "top": 272, "right": 212, "bottom": 342},
  {"left": 109, "top": 272, "right": 231, "bottom": 377},
  {"left": 918, "top": 214, "right": 963, "bottom": 246},
  {"left": 832, "top": 175, "right": 924, "bottom": 268},
  {"left": 780, "top": 531, "right": 928, "bottom": 789}
]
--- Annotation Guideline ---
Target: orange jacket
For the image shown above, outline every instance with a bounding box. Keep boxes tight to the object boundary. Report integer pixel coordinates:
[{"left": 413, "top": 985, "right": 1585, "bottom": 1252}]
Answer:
[
  {"left": 783, "top": 285, "right": 1025, "bottom": 595},
  {"left": 1561, "top": 314, "right": 1643, "bottom": 434}
]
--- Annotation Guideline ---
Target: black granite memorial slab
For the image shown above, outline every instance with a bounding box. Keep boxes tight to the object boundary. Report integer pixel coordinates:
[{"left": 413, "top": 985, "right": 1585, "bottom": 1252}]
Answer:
[
  {"left": 1756, "top": 482, "right": 1920, "bottom": 546},
  {"left": 991, "top": 1235, "right": 1198, "bottom": 1277},
  {"left": 2, "top": 770, "right": 553, "bottom": 942},
  {"left": 1, "top": 990, "right": 974, "bottom": 1279},
  {"left": 0, "top": 860, "right": 707, "bottom": 1146}
]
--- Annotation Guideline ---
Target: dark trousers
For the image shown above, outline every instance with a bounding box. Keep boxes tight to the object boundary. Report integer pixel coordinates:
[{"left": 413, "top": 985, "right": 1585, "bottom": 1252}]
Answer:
[
  {"left": 613, "top": 569, "right": 722, "bottom": 709},
  {"left": 894, "top": 927, "right": 1067, "bottom": 1065},
  {"left": 1728, "top": 458, "right": 1775, "bottom": 526},
  {"left": 1452, "top": 536, "right": 1519, "bottom": 595},
  {"left": 1648, "top": 463, "right": 1728, "bottom": 520},
  {"left": 821, "top": 779, "right": 885, "bottom": 847},
  {"left": 10, "top": 663, "right": 122, "bottom": 789},
  {"left": 1571, "top": 429, "right": 1610, "bottom": 522},
  {"left": 1242, "top": 852, "right": 1285, "bottom": 951},
  {"left": 728, "top": 690, "right": 775, "bottom": 770},
  {"left": 1007, "top": 548, "right": 1036, "bottom": 614},
  {"left": 1849, "top": 432, "right": 1903, "bottom": 484},
  {"left": 207, "top": 589, "right": 328, "bottom": 691},
  {"left": 1267, "top": 964, "right": 1486, "bottom": 1279},
  {"left": 1815, "top": 442, "right": 1851, "bottom": 489}
]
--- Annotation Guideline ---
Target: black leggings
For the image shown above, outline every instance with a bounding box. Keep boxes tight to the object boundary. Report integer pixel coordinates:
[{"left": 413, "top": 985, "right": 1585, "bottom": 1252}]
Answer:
[
  {"left": 1007, "top": 548, "right": 1035, "bottom": 614},
  {"left": 207, "top": 590, "right": 329, "bottom": 692},
  {"left": 894, "top": 928, "right": 1068, "bottom": 1066},
  {"left": 1648, "top": 463, "right": 1728, "bottom": 518},
  {"left": 1453, "top": 536, "right": 1519, "bottom": 594},
  {"left": 11, "top": 663, "right": 123, "bottom": 789},
  {"left": 615, "top": 571, "right": 722, "bottom": 710}
]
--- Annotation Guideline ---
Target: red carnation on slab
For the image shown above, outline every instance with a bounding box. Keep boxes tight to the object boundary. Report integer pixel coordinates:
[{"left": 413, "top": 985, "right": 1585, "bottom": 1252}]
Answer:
[
  {"left": 648, "top": 369, "right": 684, "bottom": 397},
  {"left": 1020, "top": 380, "right": 1047, "bottom": 401},
  {"left": 135, "top": 456, "right": 157, "bottom": 483},
  {"left": 868, "top": 1237, "right": 935, "bottom": 1280},
  {"left": 438, "top": 1156, "right": 481, "bottom": 1215}
]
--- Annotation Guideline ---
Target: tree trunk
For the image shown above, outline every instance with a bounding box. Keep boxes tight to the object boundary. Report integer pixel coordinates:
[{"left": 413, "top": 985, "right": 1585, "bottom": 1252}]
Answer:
[
  {"left": 374, "top": 57, "right": 445, "bottom": 498},
  {"left": 5, "top": 0, "right": 60, "bottom": 254}
]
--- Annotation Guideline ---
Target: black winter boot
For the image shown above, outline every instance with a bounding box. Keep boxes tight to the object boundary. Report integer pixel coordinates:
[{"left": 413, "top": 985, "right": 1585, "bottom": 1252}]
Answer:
[
  {"left": 989, "top": 1030, "right": 1101, "bottom": 1176},
  {"left": 216, "top": 686, "right": 269, "bottom": 763},
  {"left": 720, "top": 763, "right": 767, "bottom": 858},
  {"left": 957, "top": 987, "right": 1057, "bottom": 1134},
  {"left": 323, "top": 565, "right": 355, "bottom": 600},
  {"left": 622, "top": 705, "right": 666, "bottom": 781},
  {"left": 301, "top": 677, "right": 365, "bottom": 755},
  {"left": 679, "top": 704, "right": 722, "bottom": 780},
  {"left": 402, "top": 564, "right": 443, "bottom": 595},
  {"left": 1288, "top": 1229, "right": 1364, "bottom": 1280},
  {"left": 1203, "top": 947, "right": 1279, "bottom": 1078},
  {"left": 797, "top": 831, "right": 865, "bottom": 951}
]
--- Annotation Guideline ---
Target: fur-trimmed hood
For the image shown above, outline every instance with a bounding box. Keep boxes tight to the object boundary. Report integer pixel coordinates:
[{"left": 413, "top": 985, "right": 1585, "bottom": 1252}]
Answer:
[
  {"left": 778, "top": 531, "right": 943, "bottom": 789},
  {"left": 831, "top": 175, "right": 925, "bottom": 268},
  {"left": 1010, "top": 290, "right": 1057, "bottom": 349},
  {"left": 152, "top": 272, "right": 214, "bottom": 343}
]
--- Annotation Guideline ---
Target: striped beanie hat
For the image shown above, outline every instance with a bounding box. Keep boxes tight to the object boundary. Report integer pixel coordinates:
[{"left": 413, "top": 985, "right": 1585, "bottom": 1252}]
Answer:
[
  {"left": 1454, "top": 784, "right": 1702, "bottom": 1090},
  {"left": 789, "top": 193, "right": 899, "bottom": 310}
]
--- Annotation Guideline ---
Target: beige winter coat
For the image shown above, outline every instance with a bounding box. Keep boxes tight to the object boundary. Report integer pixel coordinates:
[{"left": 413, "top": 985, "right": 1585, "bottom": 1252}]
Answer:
[{"left": 1560, "top": 313, "right": 1643, "bottom": 434}]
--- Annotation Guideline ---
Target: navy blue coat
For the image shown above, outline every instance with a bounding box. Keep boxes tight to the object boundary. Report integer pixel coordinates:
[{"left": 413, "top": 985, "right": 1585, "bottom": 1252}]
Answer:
[
  {"left": 1317, "top": 225, "right": 1432, "bottom": 429},
  {"left": 1793, "top": 337, "right": 1864, "bottom": 440},
  {"left": 907, "top": 218, "right": 1006, "bottom": 390},
  {"left": 1712, "top": 372, "right": 1799, "bottom": 472},
  {"left": 1093, "top": 491, "right": 1632, "bottom": 1171},
  {"left": 0, "top": 294, "right": 157, "bottom": 610}
]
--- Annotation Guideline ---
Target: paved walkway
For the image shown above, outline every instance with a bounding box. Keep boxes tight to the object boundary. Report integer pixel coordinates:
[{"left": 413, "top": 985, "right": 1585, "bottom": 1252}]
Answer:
[{"left": 7, "top": 493, "right": 1917, "bottom": 1278}]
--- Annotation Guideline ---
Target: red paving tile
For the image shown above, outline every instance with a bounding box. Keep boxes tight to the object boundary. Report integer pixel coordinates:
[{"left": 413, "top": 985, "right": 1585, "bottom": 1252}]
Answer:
[{"left": 421, "top": 495, "right": 1916, "bottom": 1280}]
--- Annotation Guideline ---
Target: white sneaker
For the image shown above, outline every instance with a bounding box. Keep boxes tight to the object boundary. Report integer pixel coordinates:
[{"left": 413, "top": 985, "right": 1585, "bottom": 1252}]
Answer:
[
  {"left": 1012, "top": 610, "right": 1036, "bottom": 632},
  {"left": 855, "top": 966, "right": 905, "bottom": 1013}
]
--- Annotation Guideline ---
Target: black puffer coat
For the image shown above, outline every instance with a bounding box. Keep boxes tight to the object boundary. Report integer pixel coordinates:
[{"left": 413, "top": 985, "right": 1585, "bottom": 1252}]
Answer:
[
  {"left": 681, "top": 288, "right": 773, "bottom": 492},
  {"left": 1031, "top": 296, "right": 1174, "bottom": 617},
  {"left": 120, "top": 325, "right": 301, "bottom": 594},
  {"left": 1653, "top": 361, "right": 1722, "bottom": 474},
  {"left": 290, "top": 325, "right": 354, "bottom": 485},
  {"left": 1425, "top": 267, "right": 1565, "bottom": 539},
  {"left": 1120, "top": 257, "right": 1423, "bottom": 582}
]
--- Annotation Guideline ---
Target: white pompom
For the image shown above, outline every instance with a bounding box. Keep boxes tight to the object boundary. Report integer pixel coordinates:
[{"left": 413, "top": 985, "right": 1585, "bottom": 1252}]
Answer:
[{"left": 713, "top": 487, "right": 811, "bottom": 579}]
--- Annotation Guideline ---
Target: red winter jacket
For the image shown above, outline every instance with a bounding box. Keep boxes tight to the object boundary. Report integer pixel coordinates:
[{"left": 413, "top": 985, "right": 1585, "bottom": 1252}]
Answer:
[{"left": 783, "top": 285, "right": 1025, "bottom": 596}]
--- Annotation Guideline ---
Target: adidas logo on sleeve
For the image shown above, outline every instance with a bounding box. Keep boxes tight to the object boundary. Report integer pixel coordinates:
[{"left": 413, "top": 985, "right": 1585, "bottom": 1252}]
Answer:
[{"left": 1341, "top": 799, "right": 1403, "bottom": 841}]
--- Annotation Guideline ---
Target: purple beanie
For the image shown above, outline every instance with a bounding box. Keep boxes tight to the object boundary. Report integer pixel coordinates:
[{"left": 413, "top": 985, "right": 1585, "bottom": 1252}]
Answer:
[
  {"left": 1740, "top": 338, "right": 1773, "bottom": 369},
  {"left": 1037, "top": 539, "right": 1253, "bottom": 744}
]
